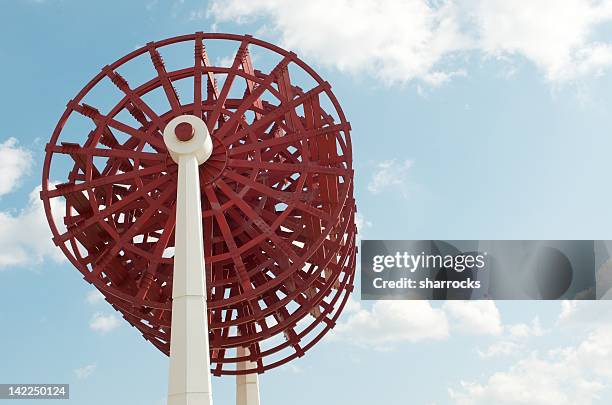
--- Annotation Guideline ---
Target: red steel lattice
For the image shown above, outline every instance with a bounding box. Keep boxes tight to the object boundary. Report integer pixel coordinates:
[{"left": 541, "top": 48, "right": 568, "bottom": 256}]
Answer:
[{"left": 40, "top": 33, "right": 357, "bottom": 375}]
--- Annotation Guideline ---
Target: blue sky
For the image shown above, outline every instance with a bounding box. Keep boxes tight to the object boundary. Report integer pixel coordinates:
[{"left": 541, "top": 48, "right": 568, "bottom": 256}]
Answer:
[{"left": 3, "top": 1, "right": 612, "bottom": 404}]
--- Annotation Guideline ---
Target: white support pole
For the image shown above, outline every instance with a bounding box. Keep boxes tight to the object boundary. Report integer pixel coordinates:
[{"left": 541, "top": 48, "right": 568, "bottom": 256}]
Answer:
[
  {"left": 163, "top": 115, "right": 214, "bottom": 405},
  {"left": 236, "top": 347, "right": 260, "bottom": 405}
]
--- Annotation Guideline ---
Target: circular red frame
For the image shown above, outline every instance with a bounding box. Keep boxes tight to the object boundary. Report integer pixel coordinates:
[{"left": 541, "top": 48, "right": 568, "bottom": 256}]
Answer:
[{"left": 41, "top": 33, "right": 357, "bottom": 375}]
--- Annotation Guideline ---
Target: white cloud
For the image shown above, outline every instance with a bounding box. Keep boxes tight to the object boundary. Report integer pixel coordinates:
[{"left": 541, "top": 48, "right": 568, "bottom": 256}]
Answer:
[
  {"left": 471, "top": 0, "right": 612, "bottom": 82},
  {"left": 355, "top": 212, "right": 372, "bottom": 244},
  {"left": 331, "top": 300, "right": 449, "bottom": 349},
  {"left": 556, "top": 301, "right": 612, "bottom": 330},
  {"left": 355, "top": 212, "right": 371, "bottom": 235},
  {"left": 0, "top": 186, "right": 65, "bottom": 268},
  {"left": 367, "top": 159, "right": 413, "bottom": 197},
  {"left": 559, "top": 300, "right": 580, "bottom": 322},
  {"left": 451, "top": 326, "right": 612, "bottom": 405},
  {"left": 74, "top": 363, "right": 96, "bottom": 380},
  {"left": 477, "top": 316, "right": 544, "bottom": 359},
  {"left": 89, "top": 313, "right": 120, "bottom": 334},
  {"left": 332, "top": 300, "right": 508, "bottom": 349},
  {"left": 214, "top": 55, "right": 237, "bottom": 67},
  {"left": 285, "top": 364, "right": 302, "bottom": 374},
  {"left": 208, "top": 0, "right": 612, "bottom": 85},
  {"left": 507, "top": 317, "right": 544, "bottom": 339},
  {"left": 342, "top": 296, "right": 361, "bottom": 315},
  {"left": 0, "top": 138, "right": 32, "bottom": 197},
  {"left": 422, "top": 69, "right": 467, "bottom": 87},
  {"left": 209, "top": 0, "right": 471, "bottom": 85},
  {"left": 86, "top": 290, "right": 104, "bottom": 305},
  {"left": 443, "top": 301, "right": 503, "bottom": 336},
  {"left": 477, "top": 340, "right": 523, "bottom": 359},
  {"left": 507, "top": 323, "right": 532, "bottom": 339}
]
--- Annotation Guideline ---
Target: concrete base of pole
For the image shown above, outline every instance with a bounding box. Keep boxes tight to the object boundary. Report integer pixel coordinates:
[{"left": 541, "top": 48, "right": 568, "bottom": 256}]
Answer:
[{"left": 236, "top": 347, "right": 260, "bottom": 405}]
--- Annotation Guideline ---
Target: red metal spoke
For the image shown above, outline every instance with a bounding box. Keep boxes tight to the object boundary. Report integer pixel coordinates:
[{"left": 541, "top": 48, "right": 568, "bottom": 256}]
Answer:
[
  {"left": 195, "top": 34, "right": 222, "bottom": 112},
  {"left": 223, "top": 169, "right": 334, "bottom": 224},
  {"left": 215, "top": 179, "right": 302, "bottom": 265},
  {"left": 103, "top": 68, "right": 168, "bottom": 133},
  {"left": 206, "top": 38, "right": 250, "bottom": 131},
  {"left": 105, "top": 117, "right": 166, "bottom": 151},
  {"left": 201, "top": 41, "right": 220, "bottom": 101},
  {"left": 204, "top": 186, "right": 253, "bottom": 293},
  {"left": 92, "top": 186, "right": 176, "bottom": 278},
  {"left": 228, "top": 123, "right": 348, "bottom": 156},
  {"left": 72, "top": 102, "right": 166, "bottom": 150},
  {"left": 194, "top": 33, "right": 204, "bottom": 118},
  {"left": 276, "top": 64, "right": 303, "bottom": 133},
  {"left": 46, "top": 143, "right": 166, "bottom": 162},
  {"left": 215, "top": 55, "right": 293, "bottom": 140},
  {"left": 125, "top": 101, "right": 153, "bottom": 129},
  {"left": 223, "top": 82, "right": 330, "bottom": 146},
  {"left": 147, "top": 42, "right": 181, "bottom": 111},
  {"left": 239, "top": 48, "right": 266, "bottom": 120},
  {"left": 44, "top": 163, "right": 173, "bottom": 200},
  {"left": 228, "top": 159, "right": 351, "bottom": 177},
  {"left": 55, "top": 173, "right": 174, "bottom": 244}
]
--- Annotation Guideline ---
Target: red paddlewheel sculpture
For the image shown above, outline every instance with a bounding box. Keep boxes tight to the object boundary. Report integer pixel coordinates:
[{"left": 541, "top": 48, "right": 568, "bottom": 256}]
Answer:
[{"left": 40, "top": 33, "right": 356, "bottom": 375}]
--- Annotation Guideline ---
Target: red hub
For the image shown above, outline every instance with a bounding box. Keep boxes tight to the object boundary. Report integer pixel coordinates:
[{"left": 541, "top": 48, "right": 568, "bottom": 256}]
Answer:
[
  {"left": 40, "top": 33, "right": 357, "bottom": 375},
  {"left": 175, "top": 122, "right": 194, "bottom": 141}
]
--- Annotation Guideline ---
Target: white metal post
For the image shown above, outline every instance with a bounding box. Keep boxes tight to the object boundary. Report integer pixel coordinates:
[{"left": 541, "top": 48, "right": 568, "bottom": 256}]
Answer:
[
  {"left": 163, "top": 115, "right": 214, "bottom": 405},
  {"left": 236, "top": 347, "right": 260, "bottom": 405}
]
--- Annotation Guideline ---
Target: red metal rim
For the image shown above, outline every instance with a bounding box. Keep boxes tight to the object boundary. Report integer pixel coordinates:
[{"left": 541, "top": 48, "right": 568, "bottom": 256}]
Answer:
[{"left": 41, "top": 33, "right": 357, "bottom": 375}]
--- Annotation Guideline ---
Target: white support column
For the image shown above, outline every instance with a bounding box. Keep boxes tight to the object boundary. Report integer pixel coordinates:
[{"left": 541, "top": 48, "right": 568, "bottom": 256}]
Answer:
[
  {"left": 236, "top": 347, "right": 260, "bottom": 405},
  {"left": 163, "top": 115, "right": 214, "bottom": 405}
]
